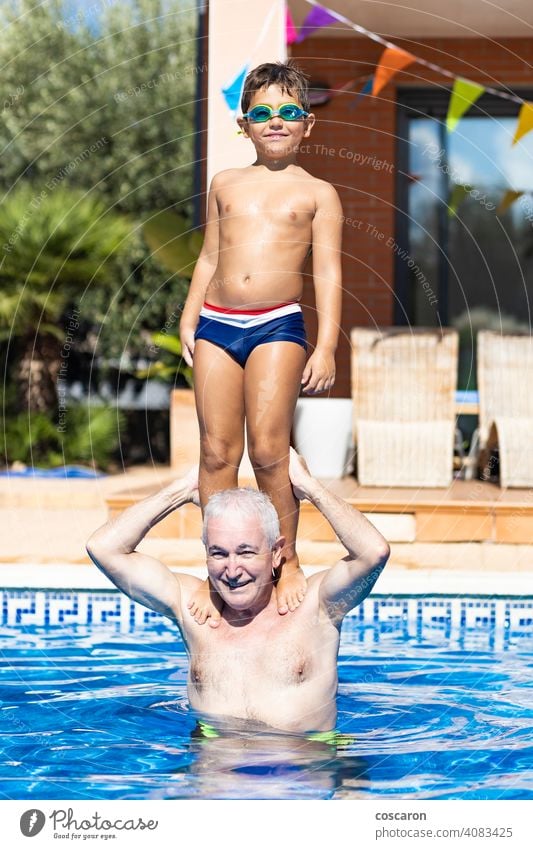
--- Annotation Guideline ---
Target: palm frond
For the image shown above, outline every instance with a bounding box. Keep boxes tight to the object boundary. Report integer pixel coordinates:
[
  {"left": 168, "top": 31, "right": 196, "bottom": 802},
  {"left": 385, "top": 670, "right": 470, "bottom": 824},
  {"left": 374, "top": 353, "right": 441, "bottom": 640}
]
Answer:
[{"left": 0, "top": 185, "right": 134, "bottom": 335}]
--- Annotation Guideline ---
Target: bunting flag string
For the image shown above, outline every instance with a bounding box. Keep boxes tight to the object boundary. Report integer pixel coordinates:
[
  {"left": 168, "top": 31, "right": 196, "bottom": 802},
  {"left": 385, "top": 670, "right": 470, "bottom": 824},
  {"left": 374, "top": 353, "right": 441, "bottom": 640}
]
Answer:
[
  {"left": 279, "top": 1, "right": 533, "bottom": 214},
  {"left": 299, "top": 0, "right": 525, "bottom": 106},
  {"left": 220, "top": 0, "right": 533, "bottom": 147},
  {"left": 296, "top": 0, "right": 533, "bottom": 139}
]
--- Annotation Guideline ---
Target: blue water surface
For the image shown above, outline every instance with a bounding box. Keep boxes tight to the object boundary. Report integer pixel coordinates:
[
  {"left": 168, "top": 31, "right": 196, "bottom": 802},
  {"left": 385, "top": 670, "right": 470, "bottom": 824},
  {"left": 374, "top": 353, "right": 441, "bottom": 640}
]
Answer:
[{"left": 0, "top": 604, "right": 532, "bottom": 800}]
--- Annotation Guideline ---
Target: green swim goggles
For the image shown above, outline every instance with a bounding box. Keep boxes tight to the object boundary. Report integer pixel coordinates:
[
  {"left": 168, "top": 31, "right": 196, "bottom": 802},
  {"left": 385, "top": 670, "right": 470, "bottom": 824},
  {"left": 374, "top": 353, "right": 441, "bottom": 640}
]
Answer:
[{"left": 242, "top": 103, "right": 309, "bottom": 123}]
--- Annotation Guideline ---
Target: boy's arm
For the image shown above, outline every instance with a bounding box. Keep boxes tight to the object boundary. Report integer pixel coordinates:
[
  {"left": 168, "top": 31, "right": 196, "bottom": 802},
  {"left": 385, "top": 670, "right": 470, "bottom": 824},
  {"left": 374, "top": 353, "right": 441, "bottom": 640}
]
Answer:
[
  {"left": 302, "top": 182, "right": 343, "bottom": 394},
  {"left": 179, "top": 175, "right": 221, "bottom": 366},
  {"left": 85, "top": 470, "right": 200, "bottom": 624},
  {"left": 288, "top": 450, "right": 390, "bottom": 625}
]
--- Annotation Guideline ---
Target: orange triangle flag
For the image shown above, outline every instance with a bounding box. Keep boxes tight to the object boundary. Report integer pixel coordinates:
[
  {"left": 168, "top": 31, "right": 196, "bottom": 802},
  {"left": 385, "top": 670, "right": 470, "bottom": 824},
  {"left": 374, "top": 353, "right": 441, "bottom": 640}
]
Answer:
[
  {"left": 512, "top": 102, "right": 533, "bottom": 146},
  {"left": 372, "top": 47, "right": 416, "bottom": 96},
  {"left": 497, "top": 190, "right": 524, "bottom": 215}
]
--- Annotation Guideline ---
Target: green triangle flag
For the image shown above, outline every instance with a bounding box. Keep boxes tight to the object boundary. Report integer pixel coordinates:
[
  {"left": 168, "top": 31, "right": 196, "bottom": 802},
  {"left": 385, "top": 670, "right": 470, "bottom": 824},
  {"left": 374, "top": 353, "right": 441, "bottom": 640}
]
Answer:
[
  {"left": 446, "top": 78, "right": 485, "bottom": 132},
  {"left": 448, "top": 183, "right": 472, "bottom": 217}
]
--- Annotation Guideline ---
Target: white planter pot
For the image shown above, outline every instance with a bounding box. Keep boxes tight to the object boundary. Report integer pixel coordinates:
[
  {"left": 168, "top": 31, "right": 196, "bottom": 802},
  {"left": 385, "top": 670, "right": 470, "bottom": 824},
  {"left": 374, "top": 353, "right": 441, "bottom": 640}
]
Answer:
[{"left": 293, "top": 398, "right": 354, "bottom": 478}]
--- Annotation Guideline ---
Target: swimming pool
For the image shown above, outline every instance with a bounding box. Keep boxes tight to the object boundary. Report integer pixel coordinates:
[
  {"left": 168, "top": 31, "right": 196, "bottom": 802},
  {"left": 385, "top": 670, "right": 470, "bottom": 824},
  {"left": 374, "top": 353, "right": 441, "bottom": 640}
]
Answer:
[{"left": 0, "top": 590, "right": 532, "bottom": 800}]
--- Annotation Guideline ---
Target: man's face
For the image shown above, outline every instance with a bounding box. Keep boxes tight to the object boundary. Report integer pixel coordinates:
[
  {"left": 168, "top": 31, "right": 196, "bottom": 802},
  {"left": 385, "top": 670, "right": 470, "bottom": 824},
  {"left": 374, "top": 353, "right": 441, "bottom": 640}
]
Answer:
[
  {"left": 238, "top": 84, "right": 315, "bottom": 157},
  {"left": 205, "top": 513, "right": 280, "bottom": 612}
]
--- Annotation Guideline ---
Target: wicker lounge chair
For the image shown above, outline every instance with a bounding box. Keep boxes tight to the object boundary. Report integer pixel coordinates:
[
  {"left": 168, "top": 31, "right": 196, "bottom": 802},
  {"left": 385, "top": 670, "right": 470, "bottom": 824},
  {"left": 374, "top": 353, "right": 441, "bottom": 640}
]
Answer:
[
  {"left": 467, "top": 330, "right": 533, "bottom": 487},
  {"left": 351, "top": 327, "right": 458, "bottom": 487}
]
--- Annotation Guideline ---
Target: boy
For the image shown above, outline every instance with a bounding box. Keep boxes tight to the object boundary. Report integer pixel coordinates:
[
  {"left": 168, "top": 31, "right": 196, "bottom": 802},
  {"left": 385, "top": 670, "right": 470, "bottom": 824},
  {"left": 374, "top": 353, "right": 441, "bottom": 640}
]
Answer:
[{"left": 179, "top": 61, "right": 343, "bottom": 626}]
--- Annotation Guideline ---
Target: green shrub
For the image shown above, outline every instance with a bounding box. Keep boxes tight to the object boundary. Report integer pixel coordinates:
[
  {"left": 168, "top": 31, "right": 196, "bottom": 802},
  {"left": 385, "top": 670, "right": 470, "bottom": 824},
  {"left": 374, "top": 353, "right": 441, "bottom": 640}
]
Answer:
[{"left": 2, "top": 404, "right": 124, "bottom": 470}]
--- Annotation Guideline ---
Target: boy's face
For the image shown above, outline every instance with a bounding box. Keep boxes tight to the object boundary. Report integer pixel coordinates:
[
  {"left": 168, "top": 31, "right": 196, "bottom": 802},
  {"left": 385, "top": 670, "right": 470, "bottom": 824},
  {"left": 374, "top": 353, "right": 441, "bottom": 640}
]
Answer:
[{"left": 237, "top": 84, "right": 315, "bottom": 158}]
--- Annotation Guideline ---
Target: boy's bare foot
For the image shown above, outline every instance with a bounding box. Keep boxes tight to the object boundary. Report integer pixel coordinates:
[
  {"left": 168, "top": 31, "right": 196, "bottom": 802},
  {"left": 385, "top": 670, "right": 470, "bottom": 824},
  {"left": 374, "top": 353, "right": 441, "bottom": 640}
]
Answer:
[
  {"left": 276, "top": 559, "right": 307, "bottom": 615},
  {"left": 187, "top": 577, "right": 223, "bottom": 628}
]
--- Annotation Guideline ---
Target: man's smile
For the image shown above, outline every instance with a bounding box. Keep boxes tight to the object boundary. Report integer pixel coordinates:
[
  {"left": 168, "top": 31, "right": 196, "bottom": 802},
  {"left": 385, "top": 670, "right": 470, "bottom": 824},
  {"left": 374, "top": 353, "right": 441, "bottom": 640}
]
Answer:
[{"left": 220, "top": 577, "right": 255, "bottom": 590}]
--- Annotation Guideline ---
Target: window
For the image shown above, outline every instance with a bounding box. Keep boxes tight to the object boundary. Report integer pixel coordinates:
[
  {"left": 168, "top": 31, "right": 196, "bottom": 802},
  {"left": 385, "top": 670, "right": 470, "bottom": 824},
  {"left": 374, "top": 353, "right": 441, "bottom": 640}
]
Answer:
[{"left": 396, "top": 89, "right": 533, "bottom": 386}]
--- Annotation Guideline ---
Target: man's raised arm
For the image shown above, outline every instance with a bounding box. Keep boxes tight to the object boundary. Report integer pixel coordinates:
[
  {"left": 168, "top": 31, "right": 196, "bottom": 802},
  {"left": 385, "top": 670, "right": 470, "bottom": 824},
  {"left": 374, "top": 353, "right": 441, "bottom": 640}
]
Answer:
[
  {"left": 86, "top": 468, "right": 199, "bottom": 621},
  {"left": 288, "top": 450, "right": 390, "bottom": 625}
]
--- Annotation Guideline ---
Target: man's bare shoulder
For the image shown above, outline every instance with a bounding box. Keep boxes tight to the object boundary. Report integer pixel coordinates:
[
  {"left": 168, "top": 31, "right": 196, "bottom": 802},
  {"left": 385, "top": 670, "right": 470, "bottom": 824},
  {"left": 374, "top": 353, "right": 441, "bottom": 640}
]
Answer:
[
  {"left": 305, "top": 569, "right": 329, "bottom": 592},
  {"left": 170, "top": 571, "right": 204, "bottom": 618},
  {"left": 295, "top": 572, "right": 344, "bottom": 632}
]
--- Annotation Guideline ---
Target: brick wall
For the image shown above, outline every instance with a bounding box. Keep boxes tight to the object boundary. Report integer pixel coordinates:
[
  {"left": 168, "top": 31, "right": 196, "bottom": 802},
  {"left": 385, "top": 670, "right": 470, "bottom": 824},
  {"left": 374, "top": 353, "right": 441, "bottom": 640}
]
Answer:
[{"left": 291, "top": 36, "right": 533, "bottom": 396}]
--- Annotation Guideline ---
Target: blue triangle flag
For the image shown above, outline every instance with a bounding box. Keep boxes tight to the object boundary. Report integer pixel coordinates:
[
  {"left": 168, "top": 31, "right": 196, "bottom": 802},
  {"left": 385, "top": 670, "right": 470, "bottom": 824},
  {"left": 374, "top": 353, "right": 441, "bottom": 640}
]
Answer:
[
  {"left": 349, "top": 77, "right": 373, "bottom": 109},
  {"left": 222, "top": 64, "right": 249, "bottom": 114}
]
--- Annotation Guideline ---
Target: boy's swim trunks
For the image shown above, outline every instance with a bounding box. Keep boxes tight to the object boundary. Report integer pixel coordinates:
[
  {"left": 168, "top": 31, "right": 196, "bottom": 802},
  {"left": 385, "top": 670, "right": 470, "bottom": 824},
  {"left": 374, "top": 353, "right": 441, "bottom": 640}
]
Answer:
[{"left": 194, "top": 301, "right": 307, "bottom": 367}]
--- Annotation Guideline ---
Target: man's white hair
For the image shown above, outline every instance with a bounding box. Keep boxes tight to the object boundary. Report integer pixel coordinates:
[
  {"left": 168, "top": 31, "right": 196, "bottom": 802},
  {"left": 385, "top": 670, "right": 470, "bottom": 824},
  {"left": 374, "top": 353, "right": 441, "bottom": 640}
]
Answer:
[{"left": 202, "top": 487, "right": 280, "bottom": 548}]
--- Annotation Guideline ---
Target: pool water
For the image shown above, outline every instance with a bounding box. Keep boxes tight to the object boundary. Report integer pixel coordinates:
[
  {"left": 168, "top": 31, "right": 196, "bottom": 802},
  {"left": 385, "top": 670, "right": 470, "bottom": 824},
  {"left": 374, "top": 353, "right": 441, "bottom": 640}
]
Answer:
[{"left": 0, "top": 592, "right": 532, "bottom": 800}]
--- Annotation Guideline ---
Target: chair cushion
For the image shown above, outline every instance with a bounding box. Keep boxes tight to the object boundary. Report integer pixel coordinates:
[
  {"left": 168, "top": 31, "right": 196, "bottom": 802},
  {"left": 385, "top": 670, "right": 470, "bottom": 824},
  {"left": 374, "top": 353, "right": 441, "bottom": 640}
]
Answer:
[{"left": 356, "top": 420, "right": 455, "bottom": 487}]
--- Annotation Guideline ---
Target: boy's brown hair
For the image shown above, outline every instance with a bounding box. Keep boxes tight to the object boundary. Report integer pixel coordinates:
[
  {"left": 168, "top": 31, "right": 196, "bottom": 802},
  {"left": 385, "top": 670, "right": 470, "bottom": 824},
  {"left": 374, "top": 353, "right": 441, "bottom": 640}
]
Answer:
[{"left": 241, "top": 61, "right": 310, "bottom": 114}]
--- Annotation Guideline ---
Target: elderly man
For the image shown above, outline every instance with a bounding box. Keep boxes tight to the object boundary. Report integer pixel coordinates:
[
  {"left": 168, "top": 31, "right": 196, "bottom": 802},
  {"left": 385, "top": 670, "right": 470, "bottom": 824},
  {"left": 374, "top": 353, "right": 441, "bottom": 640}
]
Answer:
[{"left": 86, "top": 450, "right": 389, "bottom": 734}]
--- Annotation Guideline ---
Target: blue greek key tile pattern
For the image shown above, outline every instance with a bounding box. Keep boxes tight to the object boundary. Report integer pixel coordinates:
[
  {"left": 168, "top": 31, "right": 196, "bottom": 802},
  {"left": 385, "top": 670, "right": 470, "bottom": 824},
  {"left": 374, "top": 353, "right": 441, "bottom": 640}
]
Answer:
[
  {"left": 1, "top": 590, "right": 532, "bottom": 648},
  {"left": 1, "top": 590, "right": 161, "bottom": 630}
]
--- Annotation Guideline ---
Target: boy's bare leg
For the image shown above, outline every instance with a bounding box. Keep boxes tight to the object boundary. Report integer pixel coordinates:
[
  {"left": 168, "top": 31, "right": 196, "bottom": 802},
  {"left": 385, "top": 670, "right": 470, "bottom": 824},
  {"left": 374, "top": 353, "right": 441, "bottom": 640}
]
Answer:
[
  {"left": 244, "top": 341, "right": 307, "bottom": 614},
  {"left": 188, "top": 340, "right": 245, "bottom": 626}
]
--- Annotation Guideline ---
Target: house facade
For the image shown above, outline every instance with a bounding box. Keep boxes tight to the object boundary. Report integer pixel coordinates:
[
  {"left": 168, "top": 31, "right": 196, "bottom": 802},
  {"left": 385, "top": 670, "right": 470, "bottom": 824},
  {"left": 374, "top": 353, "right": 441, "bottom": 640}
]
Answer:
[{"left": 204, "top": 2, "right": 533, "bottom": 396}]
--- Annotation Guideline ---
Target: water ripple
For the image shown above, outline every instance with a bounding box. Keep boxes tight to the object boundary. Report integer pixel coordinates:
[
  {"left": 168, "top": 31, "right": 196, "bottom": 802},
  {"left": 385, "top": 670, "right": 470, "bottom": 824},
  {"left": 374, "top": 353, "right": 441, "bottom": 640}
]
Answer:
[{"left": 0, "top": 622, "right": 530, "bottom": 800}]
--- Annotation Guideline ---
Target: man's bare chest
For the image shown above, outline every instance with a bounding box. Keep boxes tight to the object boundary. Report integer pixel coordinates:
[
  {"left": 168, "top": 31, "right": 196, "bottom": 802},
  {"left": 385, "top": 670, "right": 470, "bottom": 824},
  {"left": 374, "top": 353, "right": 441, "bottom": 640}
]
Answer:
[{"left": 188, "top": 626, "right": 321, "bottom": 691}]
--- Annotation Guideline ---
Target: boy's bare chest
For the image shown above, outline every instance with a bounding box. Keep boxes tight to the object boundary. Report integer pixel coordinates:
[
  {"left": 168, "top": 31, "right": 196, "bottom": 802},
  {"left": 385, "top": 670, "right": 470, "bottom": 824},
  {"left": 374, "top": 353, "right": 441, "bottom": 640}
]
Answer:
[{"left": 218, "top": 186, "right": 314, "bottom": 229}]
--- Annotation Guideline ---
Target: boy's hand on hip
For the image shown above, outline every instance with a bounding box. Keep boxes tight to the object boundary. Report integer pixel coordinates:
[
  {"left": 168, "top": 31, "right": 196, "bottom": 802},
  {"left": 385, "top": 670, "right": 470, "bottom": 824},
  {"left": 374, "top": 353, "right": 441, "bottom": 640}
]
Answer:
[
  {"left": 301, "top": 349, "right": 336, "bottom": 394},
  {"left": 180, "top": 326, "right": 196, "bottom": 367}
]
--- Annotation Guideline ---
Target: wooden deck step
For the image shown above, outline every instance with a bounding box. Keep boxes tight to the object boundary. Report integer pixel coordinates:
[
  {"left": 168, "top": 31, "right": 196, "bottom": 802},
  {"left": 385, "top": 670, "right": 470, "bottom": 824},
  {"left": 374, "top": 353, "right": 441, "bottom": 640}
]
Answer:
[{"left": 106, "top": 477, "right": 533, "bottom": 544}]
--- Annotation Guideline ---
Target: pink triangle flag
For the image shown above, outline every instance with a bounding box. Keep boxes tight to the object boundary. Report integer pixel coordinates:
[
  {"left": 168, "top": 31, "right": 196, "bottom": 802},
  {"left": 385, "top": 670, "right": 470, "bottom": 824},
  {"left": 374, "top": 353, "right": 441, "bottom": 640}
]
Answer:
[{"left": 286, "top": 6, "right": 298, "bottom": 45}]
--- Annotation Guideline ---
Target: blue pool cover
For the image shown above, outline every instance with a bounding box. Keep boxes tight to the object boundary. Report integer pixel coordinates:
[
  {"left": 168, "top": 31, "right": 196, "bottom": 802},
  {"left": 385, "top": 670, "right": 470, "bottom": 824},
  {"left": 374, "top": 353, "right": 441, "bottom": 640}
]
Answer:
[{"left": 0, "top": 465, "right": 105, "bottom": 478}]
